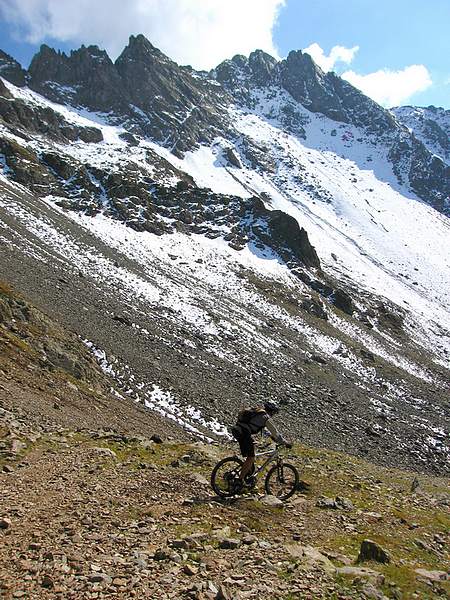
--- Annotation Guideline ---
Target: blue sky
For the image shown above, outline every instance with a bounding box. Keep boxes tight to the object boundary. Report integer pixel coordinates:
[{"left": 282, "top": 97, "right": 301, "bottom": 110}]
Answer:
[
  {"left": 0, "top": 0, "right": 448, "bottom": 108},
  {"left": 273, "top": 0, "right": 449, "bottom": 108}
]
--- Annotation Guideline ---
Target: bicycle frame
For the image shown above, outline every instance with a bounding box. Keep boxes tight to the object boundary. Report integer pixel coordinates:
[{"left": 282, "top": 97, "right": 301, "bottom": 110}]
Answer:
[{"left": 248, "top": 445, "right": 281, "bottom": 479}]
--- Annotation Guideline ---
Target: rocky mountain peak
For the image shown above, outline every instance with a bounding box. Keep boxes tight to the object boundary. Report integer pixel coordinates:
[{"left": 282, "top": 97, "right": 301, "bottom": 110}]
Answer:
[
  {"left": 113, "top": 35, "right": 231, "bottom": 153},
  {"left": 279, "top": 50, "right": 348, "bottom": 122},
  {"left": 27, "top": 43, "right": 125, "bottom": 110},
  {"left": 212, "top": 50, "right": 278, "bottom": 100},
  {"left": 0, "top": 50, "right": 27, "bottom": 87},
  {"left": 248, "top": 49, "right": 278, "bottom": 85},
  {"left": 115, "top": 34, "right": 179, "bottom": 93},
  {"left": 286, "top": 49, "right": 317, "bottom": 71},
  {"left": 230, "top": 54, "right": 248, "bottom": 68},
  {"left": 282, "top": 49, "right": 323, "bottom": 85},
  {"left": 0, "top": 34, "right": 232, "bottom": 154},
  {"left": 28, "top": 45, "right": 70, "bottom": 85},
  {"left": 62, "top": 45, "right": 117, "bottom": 88},
  {"left": 0, "top": 37, "right": 448, "bottom": 213},
  {"left": 70, "top": 44, "right": 112, "bottom": 66},
  {"left": 212, "top": 56, "right": 248, "bottom": 88},
  {"left": 121, "top": 33, "right": 166, "bottom": 62}
]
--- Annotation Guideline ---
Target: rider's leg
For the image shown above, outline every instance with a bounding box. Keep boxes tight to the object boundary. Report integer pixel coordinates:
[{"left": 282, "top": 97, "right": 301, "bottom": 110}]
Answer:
[
  {"left": 240, "top": 455, "right": 255, "bottom": 481},
  {"left": 239, "top": 433, "right": 255, "bottom": 482}
]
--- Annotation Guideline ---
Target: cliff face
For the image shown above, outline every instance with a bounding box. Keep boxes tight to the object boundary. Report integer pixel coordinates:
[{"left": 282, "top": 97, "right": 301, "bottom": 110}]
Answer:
[
  {"left": 0, "top": 50, "right": 27, "bottom": 87},
  {"left": 28, "top": 44, "right": 127, "bottom": 109},
  {"left": 23, "top": 36, "right": 231, "bottom": 155}
]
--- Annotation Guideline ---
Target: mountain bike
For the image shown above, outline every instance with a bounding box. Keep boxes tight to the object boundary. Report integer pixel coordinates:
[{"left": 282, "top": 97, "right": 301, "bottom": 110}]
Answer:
[{"left": 210, "top": 443, "right": 299, "bottom": 500}]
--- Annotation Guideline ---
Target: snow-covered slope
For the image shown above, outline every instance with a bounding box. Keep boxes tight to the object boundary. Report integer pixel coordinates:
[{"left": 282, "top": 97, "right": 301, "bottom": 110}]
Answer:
[
  {"left": 392, "top": 105, "right": 450, "bottom": 165},
  {"left": 2, "top": 78, "right": 449, "bottom": 358},
  {"left": 0, "top": 44, "right": 449, "bottom": 473},
  {"left": 184, "top": 94, "right": 450, "bottom": 338}
]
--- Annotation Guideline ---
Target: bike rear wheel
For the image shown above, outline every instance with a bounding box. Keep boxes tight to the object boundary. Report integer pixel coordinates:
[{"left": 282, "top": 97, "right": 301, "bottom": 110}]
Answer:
[
  {"left": 211, "top": 456, "right": 243, "bottom": 498},
  {"left": 264, "top": 462, "right": 299, "bottom": 500}
]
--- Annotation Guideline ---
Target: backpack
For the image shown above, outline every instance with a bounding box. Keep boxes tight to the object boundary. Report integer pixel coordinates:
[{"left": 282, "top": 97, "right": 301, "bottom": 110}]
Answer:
[{"left": 237, "top": 407, "right": 267, "bottom": 434}]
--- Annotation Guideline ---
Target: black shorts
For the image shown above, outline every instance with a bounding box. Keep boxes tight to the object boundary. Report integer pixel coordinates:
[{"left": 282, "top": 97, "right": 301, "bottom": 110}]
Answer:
[{"left": 231, "top": 426, "right": 255, "bottom": 458}]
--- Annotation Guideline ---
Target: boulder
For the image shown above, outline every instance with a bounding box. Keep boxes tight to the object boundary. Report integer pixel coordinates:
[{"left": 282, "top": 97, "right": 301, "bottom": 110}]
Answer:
[
  {"left": 414, "top": 568, "right": 448, "bottom": 582},
  {"left": 260, "top": 495, "right": 284, "bottom": 507},
  {"left": 0, "top": 517, "right": 12, "bottom": 529},
  {"left": 225, "top": 147, "right": 242, "bottom": 168},
  {"left": 92, "top": 447, "right": 117, "bottom": 459},
  {"left": 78, "top": 126, "right": 103, "bottom": 143},
  {"left": 316, "top": 496, "right": 353, "bottom": 510},
  {"left": 301, "top": 298, "right": 328, "bottom": 320},
  {"left": 41, "top": 575, "right": 54, "bottom": 589},
  {"left": 250, "top": 197, "right": 320, "bottom": 268},
  {"left": 153, "top": 547, "right": 171, "bottom": 561},
  {"left": 316, "top": 497, "right": 337, "bottom": 509},
  {"left": 357, "top": 539, "right": 391, "bottom": 564},
  {"left": 284, "top": 543, "right": 336, "bottom": 574},
  {"left": 190, "top": 473, "right": 209, "bottom": 486},
  {"left": 218, "top": 538, "right": 241, "bottom": 550},
  {"left": 333, "top": 288, "right": 354, "bottom": 315},
  {"left": 183, "top": 564, "right": 198, "bottom": 576}
]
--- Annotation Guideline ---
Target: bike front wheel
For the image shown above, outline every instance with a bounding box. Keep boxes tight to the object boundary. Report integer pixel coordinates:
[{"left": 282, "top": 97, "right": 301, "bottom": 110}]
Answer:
[
  {"left": 211, "top": 456, "right": 243, "bottom": 498},
  {"left": 264, "top": 462, "right": 299, "bottom": 500}
]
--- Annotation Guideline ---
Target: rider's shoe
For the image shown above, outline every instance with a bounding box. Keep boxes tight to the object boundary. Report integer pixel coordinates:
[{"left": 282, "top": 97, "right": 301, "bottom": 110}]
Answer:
[
  {"left": 232, "top": 478, "right": 244, "bottom": 493},
  {"left": 244, "top": 475, "right": 256, "bottom": 488}
]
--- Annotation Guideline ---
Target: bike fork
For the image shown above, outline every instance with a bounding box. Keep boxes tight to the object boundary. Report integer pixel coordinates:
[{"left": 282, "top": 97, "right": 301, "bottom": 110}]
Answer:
[{"left": 277, "top": 461, "right": 285, "bottom": 483}]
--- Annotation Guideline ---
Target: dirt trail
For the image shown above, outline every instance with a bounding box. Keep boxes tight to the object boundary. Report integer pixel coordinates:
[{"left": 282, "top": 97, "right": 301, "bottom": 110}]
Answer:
[{"left": 1, "top": 419, "right": 449, "bottom": 600}]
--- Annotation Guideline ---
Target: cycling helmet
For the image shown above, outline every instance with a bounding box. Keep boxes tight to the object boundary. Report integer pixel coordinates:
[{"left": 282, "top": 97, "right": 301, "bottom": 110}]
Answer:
[{"left": 264, "top": 401, "right": 280, "bottom": 416}]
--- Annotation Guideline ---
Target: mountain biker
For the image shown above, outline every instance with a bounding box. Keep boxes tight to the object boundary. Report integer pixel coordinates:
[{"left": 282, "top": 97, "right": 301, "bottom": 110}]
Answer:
[{"left": 230, "top": 401, "right": 291, "bottom": 490}]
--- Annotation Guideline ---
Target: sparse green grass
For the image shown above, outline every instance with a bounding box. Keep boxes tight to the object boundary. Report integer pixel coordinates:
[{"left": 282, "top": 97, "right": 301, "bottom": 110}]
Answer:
[
  {"left": 287, "top": 441, "right": 450, "bottom": 598},
  {"left": 2, "top": 423, "right": 447, "bottom": 599},
  {"left": 0, "top": 329, "right": 35, "bottom": 354},
  {"left": 0, "top": 281, "right": 14, "bottom": 295},
  {"left": 277, "top": 567, "right": 294, "bottom": 582}
]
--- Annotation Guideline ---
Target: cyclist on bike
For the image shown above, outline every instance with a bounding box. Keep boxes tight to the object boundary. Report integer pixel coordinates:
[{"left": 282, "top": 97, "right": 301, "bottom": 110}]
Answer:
[{"left": 230, "top": 401, "right": 291, "bottom": 490}]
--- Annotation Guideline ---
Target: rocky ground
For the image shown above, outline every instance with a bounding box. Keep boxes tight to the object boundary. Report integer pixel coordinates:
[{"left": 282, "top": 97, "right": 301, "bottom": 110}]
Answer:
[
  {"left": 1, "top": 407, "right": 449, "bottom": 599},
  {"left": 0, "top": 280, "right": 188, "bottom": 440},
  {"left": 0, "top": 283, "right": 449, "bottom": 599}
]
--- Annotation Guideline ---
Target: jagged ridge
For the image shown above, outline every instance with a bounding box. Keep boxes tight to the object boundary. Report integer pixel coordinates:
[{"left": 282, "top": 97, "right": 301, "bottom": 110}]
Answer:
[{"left": 0, "top": 36, "right": 448, "bottom": 213}]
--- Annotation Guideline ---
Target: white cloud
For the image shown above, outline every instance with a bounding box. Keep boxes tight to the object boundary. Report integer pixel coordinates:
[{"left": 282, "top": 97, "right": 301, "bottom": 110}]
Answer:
[
  {"left": 0, "top": 0, "right": 286, "bottom": 69},
  {"left": 303, "top": 42, "right": 359, "bottom": 72},
  {"left": 342, "top": 65, "right": 432, "bottom": 107}
]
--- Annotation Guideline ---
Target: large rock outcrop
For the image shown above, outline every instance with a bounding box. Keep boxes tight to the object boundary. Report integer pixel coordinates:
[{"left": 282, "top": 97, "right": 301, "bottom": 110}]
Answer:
[{"left": 0, "top": 50, "right": 27, "bottom": 87}]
